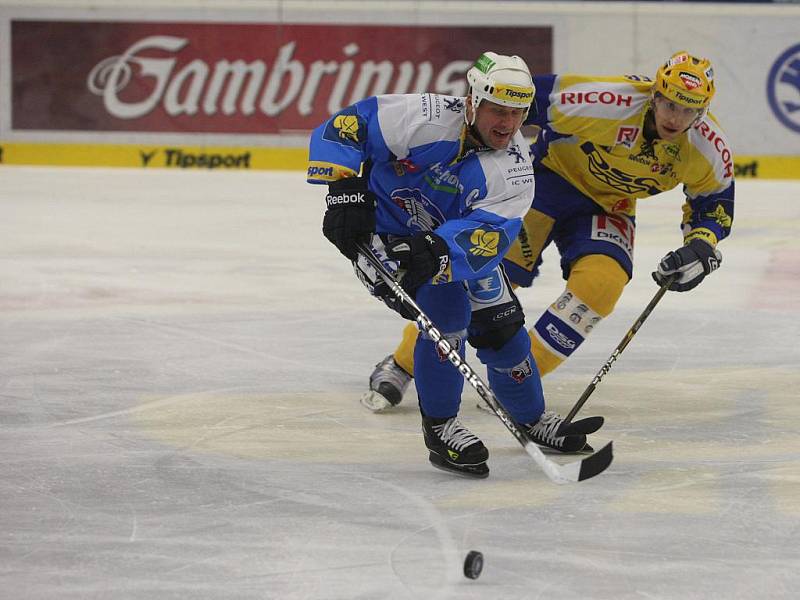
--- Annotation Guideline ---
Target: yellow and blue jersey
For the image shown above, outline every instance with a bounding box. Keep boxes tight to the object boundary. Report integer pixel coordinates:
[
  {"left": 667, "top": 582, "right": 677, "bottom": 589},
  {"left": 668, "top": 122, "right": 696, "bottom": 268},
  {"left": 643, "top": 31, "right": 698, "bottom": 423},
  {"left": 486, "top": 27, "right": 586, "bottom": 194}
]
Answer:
[
  {"left": 307, "top": 94, "right": 535, "bottom": 283},
  {"left": 527, "top": 74, "right": 734, "bottom": 247}
]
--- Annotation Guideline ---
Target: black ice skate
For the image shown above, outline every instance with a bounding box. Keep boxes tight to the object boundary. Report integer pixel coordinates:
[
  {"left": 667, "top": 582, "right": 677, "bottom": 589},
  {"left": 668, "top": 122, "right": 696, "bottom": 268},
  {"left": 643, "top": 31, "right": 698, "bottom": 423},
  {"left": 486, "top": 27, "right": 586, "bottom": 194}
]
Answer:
[
  {"left": 524, "top": 411, "right": 601, "bottom": 454},
  {"left": 422, "top": 414, "right": 489, "bottom": 478},
  {"left": 360, "top": 355, "right": 412, "bottom": 412}
]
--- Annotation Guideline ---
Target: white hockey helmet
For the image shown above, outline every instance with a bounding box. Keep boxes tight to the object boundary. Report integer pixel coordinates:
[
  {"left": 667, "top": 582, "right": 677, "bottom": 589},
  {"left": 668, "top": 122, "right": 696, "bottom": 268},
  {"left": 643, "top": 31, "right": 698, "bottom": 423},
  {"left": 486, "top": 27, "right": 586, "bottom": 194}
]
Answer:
[{"left": 466, "top": 52, "right": 535, "bottom": 123}]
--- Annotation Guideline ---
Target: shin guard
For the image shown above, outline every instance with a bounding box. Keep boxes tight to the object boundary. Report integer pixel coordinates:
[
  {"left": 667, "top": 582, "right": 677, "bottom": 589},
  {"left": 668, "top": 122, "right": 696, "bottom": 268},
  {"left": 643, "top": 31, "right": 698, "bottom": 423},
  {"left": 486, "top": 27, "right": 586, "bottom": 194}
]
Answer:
[
  {"left": 477, "top": 327, "right": 544, "bottom": 424},
  {"left": 530, "top": 254, "right": 627, "bottom": 375}
]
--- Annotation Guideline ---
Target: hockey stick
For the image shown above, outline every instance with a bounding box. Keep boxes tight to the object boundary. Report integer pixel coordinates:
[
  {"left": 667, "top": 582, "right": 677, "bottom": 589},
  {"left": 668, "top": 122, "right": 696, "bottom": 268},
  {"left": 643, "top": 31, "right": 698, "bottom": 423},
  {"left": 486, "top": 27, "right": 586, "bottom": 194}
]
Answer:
[
  {"left": 356, "top": 241, "right": 613, "bottom": 484},
  {"left": 556, "top": 274, "right": 677, "bottom": 436}
]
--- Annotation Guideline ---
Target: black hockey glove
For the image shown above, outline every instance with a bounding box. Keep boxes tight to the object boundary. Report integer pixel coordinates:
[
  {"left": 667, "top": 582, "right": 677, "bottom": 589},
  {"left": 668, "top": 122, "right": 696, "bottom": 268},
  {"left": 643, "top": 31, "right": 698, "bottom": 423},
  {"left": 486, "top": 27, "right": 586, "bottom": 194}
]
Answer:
[
  {"left": 322, "top": 177, "right": 376, "bottom": 261},
  {"left": 385, "top": 232, "right": 450, "bottom": 297},
  {"left": 652, "top": 238, "right": 722, "bottom": 292}
]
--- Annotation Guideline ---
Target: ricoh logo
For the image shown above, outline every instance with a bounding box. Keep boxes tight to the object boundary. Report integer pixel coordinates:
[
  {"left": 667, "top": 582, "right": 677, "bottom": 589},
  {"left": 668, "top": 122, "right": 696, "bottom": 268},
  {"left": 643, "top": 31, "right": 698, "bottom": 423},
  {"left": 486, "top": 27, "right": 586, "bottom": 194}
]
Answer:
[
  {"left": 693, "top": 120, "right": 733, "bottom": 178},
  {"left": 87, "top": 37, "right": 472, "bottom": 120},
  {"left": 561, "top": 91, "right": 633, "bottom": 107}
]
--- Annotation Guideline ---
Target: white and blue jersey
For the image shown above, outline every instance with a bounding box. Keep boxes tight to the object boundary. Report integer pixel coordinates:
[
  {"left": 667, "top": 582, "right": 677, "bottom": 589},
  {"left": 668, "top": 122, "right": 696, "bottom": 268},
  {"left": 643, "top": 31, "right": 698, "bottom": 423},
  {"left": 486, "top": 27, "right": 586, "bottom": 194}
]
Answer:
[{"left": 307, "top": 93, "right": 535, "bottom": 284}]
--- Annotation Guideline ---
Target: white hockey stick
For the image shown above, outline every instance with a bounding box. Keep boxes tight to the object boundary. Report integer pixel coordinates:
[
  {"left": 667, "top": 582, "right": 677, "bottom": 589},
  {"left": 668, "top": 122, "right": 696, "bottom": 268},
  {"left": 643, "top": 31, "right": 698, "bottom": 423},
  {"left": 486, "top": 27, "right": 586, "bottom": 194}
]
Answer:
[{"left": 356, "top": 242, "right": 613, "bottom": 484}]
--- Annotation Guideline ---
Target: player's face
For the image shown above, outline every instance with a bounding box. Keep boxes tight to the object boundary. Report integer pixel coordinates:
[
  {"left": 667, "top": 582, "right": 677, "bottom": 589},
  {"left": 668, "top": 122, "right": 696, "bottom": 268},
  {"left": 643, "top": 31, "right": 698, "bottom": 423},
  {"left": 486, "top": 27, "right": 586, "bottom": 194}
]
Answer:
[
  {"left": 652, "top": 95, "right": 703, "bottom": 140},
  {"left": 471, "top": 101, "right": 526, "bottom": 150}
]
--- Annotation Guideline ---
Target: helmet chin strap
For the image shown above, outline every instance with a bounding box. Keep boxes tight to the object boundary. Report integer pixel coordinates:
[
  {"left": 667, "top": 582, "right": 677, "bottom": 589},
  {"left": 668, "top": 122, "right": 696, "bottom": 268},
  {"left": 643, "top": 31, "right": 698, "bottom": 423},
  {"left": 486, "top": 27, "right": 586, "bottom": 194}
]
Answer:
[{"left": 465, "top": 92, "right": 478, "bottom": 126}]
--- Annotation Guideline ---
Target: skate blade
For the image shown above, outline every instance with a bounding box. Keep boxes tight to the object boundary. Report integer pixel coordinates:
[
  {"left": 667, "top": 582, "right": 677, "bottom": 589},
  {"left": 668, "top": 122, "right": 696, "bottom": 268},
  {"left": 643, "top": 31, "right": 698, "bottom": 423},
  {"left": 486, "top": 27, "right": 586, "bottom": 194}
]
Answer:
[
  {"left": 360, "top": 390, "right": 395, "bottom": 412},
  {"left": 428, "top": 452, "right": 489, "bottom": 479}
]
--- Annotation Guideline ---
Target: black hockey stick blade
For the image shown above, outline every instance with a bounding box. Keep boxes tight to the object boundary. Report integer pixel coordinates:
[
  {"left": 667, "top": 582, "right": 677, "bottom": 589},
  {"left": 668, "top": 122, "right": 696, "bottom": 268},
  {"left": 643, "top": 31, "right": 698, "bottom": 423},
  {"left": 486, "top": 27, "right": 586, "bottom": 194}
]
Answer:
[
  {"left": 559, "top": 415, "right": 604, "bottom": 437},
  {"left": 577, "top": 441, "right": 613, "bottom": 481},
  {"left": 523, "top": 438, "right": 613, "bottom": 483},
  {"left": 556, "top": 274, "right": 677, "bottom": 437}
]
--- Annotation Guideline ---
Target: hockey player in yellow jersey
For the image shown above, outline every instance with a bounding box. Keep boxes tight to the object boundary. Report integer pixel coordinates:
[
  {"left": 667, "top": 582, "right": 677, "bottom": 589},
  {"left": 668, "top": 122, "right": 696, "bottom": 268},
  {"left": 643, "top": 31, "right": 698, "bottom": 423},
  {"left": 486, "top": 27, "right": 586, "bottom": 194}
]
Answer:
[{"left": 362, "top": 52, "right": 734, "bottom": 439}]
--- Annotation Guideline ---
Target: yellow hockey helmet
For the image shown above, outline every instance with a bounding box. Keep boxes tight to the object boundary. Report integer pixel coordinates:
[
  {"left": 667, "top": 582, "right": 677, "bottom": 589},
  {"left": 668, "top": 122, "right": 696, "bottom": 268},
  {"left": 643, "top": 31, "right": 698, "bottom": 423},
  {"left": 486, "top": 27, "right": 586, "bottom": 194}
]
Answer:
[{"left": 654, "top": 51, "right": 715, "bottom": 109}]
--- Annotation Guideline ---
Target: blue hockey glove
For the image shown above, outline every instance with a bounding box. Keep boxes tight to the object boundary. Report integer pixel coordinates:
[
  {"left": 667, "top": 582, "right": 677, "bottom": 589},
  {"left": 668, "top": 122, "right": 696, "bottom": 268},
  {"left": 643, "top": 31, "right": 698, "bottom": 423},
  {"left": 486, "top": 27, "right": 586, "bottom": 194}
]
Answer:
[
  {"left": 322, "top": 177, "right": 376, "bottom": 261},
  {"left": 385, "top": 232, "right": 450, "bottom": 296},
  {"left": 652, "top": 238, "right": 722, "bottom": 292}
]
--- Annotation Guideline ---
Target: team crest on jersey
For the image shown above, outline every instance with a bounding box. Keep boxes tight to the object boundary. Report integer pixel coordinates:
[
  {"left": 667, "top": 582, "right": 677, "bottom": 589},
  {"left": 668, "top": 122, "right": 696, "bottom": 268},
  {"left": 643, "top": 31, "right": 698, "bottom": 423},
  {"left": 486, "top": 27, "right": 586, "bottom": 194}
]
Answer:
[
  {"left": 705, "top": 204, "right": 732, "bottom": 228},
  {"left": 663, "top": 144, "right": 681, "bottom": 159},
  {"left": 323, "top": 108, "right": 367, "bottom": 149},
  {"left": 444, "top": 97, "right": 464, "bottom": 113},
  {"left": 469, "top": 229, "right": 500, "bottom": 257},
  {"left": 454, "top": 226, "right": 510, "bottom": 273},
  {"left": 615, "top": 126, "right": 640, "bottom": 149},
  {"left": 581, "top": 141, "right": 661, "bottom": 196},
  {"left": 507, "top": 144, "right": 526, "bottom": 164},
  {"left": 466, "top": 270, "right": 504, "bottom": 304},
  {"left": 390, "top": 188, "right": 445, "bottom": 232}
]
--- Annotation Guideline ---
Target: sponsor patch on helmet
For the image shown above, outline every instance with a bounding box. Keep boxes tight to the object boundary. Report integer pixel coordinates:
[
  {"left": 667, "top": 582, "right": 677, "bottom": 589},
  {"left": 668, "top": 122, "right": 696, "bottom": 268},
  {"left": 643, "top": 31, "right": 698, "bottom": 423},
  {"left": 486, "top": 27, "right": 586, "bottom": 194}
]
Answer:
[
  {"left": 668, "top": 52, "right": 689, "bottom": 67},
  {"left": 679, "top": 71, "right": 702, "bottom": 90},
  {"left": 474, "top": 53, "right": 496, "bottom": 74},
  {"left": 493, "top": 83, "right": 534, "bottom": 103}
]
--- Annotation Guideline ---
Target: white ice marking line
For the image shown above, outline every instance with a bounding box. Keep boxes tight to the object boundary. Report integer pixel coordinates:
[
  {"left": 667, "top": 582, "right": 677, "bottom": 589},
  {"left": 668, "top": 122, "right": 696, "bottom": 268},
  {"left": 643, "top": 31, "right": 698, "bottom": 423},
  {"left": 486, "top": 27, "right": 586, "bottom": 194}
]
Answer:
[
  {"left": 46, "top": 386, "right": 250, "bottom": 427},
  {"left": 129, "top": 511, "right": 138, "bottom": 543},
  {"left": 354, "top": 473, "right": 461, "bottom": 599},
  {"left": 119, "top": 315, "right": 362, "bottom": 377}
]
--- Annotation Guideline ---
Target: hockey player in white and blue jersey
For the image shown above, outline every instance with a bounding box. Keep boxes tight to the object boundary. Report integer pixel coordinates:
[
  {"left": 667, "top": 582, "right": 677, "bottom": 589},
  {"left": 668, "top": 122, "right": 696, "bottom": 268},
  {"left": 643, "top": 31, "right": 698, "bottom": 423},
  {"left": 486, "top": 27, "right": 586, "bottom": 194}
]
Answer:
[
  {"left": 307, "top": 52, "right": 591, "bottom": 478},
  {"left": 364, "top": 52, "right": 735, "bottom": 441}
]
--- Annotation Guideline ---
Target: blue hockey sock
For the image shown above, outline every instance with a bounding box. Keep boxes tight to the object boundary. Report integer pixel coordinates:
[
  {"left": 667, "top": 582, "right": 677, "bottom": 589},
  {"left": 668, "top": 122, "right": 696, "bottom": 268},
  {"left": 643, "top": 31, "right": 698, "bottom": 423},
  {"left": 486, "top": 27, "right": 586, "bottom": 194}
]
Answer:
[
  {"left": 415, "top": 334, "right": 465, "bottom": 418},
  {"left": 477, "top": 327, "right": 544, "bottom": 424},
  {"left": 414, "top": 283, "right": 470, "bottom": 418}
]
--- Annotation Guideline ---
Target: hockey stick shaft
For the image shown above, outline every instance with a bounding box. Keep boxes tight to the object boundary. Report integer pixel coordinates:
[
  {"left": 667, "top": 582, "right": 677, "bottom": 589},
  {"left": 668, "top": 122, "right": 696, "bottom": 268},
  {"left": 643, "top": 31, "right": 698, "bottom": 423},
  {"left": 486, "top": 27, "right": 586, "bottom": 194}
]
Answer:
[
  {"left": 559, "top": 275, "right": 676, "bottom": 432},
  {"left": 356, "top": 241, "right": 612, "bottom": 484}
]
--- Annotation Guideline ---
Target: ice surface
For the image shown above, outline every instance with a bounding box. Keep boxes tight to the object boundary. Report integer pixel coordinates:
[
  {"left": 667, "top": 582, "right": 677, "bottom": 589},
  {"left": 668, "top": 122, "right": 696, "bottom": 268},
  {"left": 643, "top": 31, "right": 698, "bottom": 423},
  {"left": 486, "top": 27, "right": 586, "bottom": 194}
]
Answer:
[{"left": 1, "top": 166, "right": 799, "bottom": 599}]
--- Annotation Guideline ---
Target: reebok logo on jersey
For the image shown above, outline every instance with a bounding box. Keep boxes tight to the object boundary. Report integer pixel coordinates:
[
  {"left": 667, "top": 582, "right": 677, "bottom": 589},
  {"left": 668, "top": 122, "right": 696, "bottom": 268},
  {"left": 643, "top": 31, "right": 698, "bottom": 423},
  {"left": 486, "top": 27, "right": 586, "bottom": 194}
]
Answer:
[{"left": 326, "top": 191, "right": 366, "bottom": 207}]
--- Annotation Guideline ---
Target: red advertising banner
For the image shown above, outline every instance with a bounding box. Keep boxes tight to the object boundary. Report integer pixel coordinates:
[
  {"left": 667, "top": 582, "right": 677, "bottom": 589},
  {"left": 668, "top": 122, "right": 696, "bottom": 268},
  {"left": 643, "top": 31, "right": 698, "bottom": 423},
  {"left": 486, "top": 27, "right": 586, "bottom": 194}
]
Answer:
[{"left": 12, "top": 20, "right": 551, "bottom": 134}]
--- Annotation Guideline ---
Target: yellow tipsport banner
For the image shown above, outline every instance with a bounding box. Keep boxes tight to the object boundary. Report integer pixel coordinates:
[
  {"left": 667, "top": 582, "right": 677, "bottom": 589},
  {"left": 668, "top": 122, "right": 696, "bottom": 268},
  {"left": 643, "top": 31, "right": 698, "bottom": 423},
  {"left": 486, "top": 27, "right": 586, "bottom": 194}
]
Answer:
[
  {"left": 1, "top": 143, "right": 798, "bottom": 180},
  {"left": 733, "top": 156, "right": 800, "bottom": 179},
  {"left": 0, "top": 142, "right": 308, "bottom": 171}
]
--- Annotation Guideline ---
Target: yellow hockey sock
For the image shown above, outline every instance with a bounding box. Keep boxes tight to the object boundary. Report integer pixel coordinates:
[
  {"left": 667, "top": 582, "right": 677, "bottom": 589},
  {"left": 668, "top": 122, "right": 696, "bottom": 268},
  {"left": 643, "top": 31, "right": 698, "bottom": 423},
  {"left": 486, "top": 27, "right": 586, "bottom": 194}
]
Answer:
[{"left": 393, "top": 322, "right": 418, "bottom": 375}]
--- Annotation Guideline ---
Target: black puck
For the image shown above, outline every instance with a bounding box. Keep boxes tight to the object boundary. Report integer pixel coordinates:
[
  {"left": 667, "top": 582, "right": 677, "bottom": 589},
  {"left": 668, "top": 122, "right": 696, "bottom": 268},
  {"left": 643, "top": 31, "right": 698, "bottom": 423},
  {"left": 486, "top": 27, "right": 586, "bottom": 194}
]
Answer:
[{"left": 463, "top": 550, "right": 483, "bottom": 579}]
